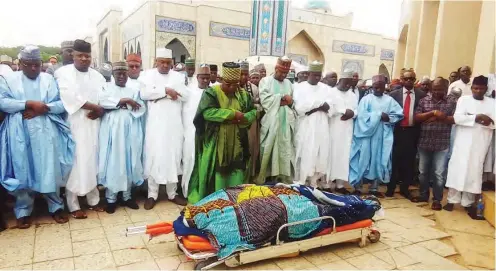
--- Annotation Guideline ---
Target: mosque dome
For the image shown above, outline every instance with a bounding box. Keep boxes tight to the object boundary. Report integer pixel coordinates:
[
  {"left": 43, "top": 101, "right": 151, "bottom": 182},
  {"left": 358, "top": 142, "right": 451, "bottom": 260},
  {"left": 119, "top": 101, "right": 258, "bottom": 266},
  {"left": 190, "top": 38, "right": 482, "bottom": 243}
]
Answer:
[{"left": 304, "top": 0, "right": 331, "bottom": 11}]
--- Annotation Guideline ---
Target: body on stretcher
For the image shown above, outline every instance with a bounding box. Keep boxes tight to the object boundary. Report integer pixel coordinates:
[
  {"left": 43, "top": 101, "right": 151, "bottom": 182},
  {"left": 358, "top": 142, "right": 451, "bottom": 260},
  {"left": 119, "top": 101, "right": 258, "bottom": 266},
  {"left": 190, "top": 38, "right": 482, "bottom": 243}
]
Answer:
[{"left": 127, "top": 216, "right": 381, "bottom": 271}]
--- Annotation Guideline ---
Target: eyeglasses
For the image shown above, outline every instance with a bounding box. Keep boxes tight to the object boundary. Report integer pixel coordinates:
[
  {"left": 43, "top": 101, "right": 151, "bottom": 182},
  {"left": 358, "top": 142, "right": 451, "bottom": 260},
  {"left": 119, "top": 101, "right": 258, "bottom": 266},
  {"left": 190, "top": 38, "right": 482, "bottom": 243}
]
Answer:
[
  {"left": 403, "top": 77, "right": 416, "bottom": 81},
  {"left": 21, "top": 62, "right": 41, "bottom": 68}
]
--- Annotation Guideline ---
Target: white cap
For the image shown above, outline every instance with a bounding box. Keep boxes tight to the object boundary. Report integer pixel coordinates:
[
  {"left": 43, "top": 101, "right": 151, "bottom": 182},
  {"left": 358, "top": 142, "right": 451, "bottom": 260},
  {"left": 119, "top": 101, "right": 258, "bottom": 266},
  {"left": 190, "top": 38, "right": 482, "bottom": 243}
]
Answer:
[
  {"left": 0, "top": 55, "right": 12, "bottom": 62},
  {"left": 156, "top": 48, "right": 172, "bottom": 59}
]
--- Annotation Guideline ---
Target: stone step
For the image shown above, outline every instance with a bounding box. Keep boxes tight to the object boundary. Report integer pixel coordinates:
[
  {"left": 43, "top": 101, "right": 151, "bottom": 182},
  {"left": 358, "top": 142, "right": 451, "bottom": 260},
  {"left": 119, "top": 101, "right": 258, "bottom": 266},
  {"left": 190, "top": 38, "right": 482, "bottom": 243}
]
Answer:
[{"left": 482, "top": 191, "right": 495, "bottom": 227}]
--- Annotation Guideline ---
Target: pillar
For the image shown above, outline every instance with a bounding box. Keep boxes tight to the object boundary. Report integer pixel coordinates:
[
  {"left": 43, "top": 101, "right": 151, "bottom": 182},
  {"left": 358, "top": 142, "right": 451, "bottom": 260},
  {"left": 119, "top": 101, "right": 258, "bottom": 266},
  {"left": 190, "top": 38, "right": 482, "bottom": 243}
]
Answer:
[
  {"left": 403, "top": 0, "right": 421, "bottom": 69},
  {"left": 393, "top": 39, "right": 406, "bottom": 78},
  {"left": 473, "top": 0, "right": 495, "bottom": 76},
  {"left": 430, "top": 1, "right": 482, "bottom": 78},
  {"left": 249, "top": 0, "right": 290, "bottom": 56},
  {"left": 413, "top": 0, "right": 439, "bottom": 77}
]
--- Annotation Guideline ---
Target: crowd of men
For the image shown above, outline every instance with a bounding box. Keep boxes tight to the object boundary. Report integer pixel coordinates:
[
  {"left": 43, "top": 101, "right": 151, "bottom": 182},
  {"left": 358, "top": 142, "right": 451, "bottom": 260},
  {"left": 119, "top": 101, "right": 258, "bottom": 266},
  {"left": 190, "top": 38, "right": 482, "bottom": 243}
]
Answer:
[{"left": 0, "top": 39, "right": 494, "bottom": 232}]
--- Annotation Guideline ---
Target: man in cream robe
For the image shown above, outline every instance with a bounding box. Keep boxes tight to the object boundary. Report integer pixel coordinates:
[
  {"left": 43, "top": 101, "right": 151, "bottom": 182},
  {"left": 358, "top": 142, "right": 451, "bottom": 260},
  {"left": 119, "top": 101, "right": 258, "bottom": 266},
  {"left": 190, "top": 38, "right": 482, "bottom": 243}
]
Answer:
[
  {"left": 294, "top": 61, "right": 337, "bottom": 186},
  {"left": 55, "top": 39, "right": 106, "bottom": 219},
  {"left": 139, "top": 48, "right": 188, "bottom": 209},
  {"left": 181, "top": 64, "right": 210, "bottom": 197},
  {"left": 445, "top": 75, "right": 495, "bottom": 217},
  {"left": 326, "top": 71, "right": 357, "bottom": 194},
  {"left": 258, "top": 56, "right": 296, "bottom": 184}
]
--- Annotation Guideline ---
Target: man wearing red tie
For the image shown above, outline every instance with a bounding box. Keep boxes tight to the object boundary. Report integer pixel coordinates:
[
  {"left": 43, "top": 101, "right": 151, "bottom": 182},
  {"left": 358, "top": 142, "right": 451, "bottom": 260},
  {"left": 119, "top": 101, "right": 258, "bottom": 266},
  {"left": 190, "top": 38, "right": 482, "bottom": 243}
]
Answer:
[{"left": 387, "top": 70, "right": 427, "bottom": 198}]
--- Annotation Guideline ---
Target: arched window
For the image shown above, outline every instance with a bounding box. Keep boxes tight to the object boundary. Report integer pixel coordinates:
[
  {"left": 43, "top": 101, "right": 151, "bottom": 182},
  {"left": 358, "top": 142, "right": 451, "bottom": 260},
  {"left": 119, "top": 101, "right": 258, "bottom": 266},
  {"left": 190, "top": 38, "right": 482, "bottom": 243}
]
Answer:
[
  {"left": 124, "top": 48, "right": 127, "bottom": 60},
  {"left": 137, "top": 42, "right": 141, "bottom": 57},
  {"left": 130, "top": 45, "right": 134, "bottom": 54},
  {"left": 103, "top": 38, "right": 109, "bottom": 62}
]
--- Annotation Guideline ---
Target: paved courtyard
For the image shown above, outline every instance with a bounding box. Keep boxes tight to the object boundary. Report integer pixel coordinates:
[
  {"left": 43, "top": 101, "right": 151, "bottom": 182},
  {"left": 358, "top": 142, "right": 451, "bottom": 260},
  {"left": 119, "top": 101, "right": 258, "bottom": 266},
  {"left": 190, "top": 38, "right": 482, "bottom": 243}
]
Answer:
[{"left": 0, "top": 191, "right": 494, "bottom": 270}]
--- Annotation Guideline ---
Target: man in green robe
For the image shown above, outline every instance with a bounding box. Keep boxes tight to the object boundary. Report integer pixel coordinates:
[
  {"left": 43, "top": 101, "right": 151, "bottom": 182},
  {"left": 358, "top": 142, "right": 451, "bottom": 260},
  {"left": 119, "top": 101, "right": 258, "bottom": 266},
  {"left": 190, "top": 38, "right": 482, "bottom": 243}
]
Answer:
[
  {"left": 188, "top": 62, "right": 257, "bottom": 204},
  {"left": 257, "top": 56, "right": 297, "bottom": 184}
]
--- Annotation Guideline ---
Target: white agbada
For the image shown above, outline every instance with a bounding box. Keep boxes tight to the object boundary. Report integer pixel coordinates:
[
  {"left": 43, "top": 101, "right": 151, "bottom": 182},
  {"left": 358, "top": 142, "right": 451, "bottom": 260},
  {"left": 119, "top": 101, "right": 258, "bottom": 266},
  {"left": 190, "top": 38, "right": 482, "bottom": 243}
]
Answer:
[
  {"left": 327, "top": 87, "right": 358, "bottom": 182},
  {"left": 181, "top": 84, "right": 204, "bottom": 195},
  {"left": 139, "top": 68, "right": 188, "bottom": 186},
  {"left": 448, "top": 79, "right": 472, "bottom": 96},
  {"left": 0, "top": 64, "right": 13, "bottom": 76},
  {"left": 187, "top": 76, "right": 197, "bottom": 88},
  {"left": 446, "top": 95, "right": 495, "bottom": 194},
  {"left": 294, "top": 81, "right": 339, "bottom": 185},
  {"left": 55, "top": 64, "right": 105, "bottom": 196}
]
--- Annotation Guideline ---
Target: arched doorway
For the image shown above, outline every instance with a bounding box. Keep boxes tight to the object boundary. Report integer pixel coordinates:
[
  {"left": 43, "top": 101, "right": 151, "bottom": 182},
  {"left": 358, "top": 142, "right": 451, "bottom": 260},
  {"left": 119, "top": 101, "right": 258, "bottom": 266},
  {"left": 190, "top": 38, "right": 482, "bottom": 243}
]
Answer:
[
  {"left": 378, "top": 64, "right": 391, "bottom": 81},
  {"left": 137, "top": 42, "right": 141, "bottom": 57},
  {"left": 165, "top": 38, "right": 190, "bottom": 64},
  {"left": 393, "top": 25, "right": 408, "bottom": 78},
  {"left": 103, "top": 38, "right": 109, "bottom": 62},
  {"left": 287, "top": 30, "right": 324, "bottom": 65}
]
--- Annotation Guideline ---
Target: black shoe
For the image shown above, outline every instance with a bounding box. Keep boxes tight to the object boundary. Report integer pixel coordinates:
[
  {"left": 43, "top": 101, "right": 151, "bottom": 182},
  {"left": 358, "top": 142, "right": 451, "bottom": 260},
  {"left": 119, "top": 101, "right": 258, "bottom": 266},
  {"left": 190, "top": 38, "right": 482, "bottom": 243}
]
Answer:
[
  {"left": 106, "top": 203, "right": 117, "bottom": 214},
  {"left": 443, "top": 203, "right": 454, "bottom": 212},
  {"left": 144, "top": 198, "right": 156, "bottom": 210},
  {"left": 125, "top": 200, "right": 139, "bottom": 210},
  {"left": 385, "top": 191, "right": 394, "bottom": 197}
]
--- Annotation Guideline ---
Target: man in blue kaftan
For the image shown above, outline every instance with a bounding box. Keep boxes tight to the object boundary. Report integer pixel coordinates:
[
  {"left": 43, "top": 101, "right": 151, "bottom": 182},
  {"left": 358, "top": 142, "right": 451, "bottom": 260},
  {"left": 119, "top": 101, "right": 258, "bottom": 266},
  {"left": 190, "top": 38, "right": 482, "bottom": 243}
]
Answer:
[
  {"left": 0, "top": 46, "right": 75, "bottom": 228},
  {"left": 349, "top": 74, "right": 403, "bottom": 198},
  {"left": 98, "top": 61, "right": 145, "bottom": 214}
]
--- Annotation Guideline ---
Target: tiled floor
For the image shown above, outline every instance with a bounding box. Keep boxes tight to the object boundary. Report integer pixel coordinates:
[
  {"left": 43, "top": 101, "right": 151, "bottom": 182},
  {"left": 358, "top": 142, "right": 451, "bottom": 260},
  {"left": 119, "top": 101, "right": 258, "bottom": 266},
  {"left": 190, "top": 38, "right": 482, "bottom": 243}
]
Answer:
[{"left": 0, "top": 195, "right": 492, "bottom": 270}]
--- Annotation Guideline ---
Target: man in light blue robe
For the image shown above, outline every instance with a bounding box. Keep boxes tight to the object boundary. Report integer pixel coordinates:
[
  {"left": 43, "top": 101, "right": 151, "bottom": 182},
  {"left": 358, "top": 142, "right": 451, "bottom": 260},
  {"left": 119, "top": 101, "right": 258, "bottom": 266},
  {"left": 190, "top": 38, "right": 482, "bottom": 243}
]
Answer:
[
  {"left": 349, "top": 74, "right": 403, "bottom": 198},
  {"left": 98, "top": 61, "right": 145, "bottom": 214},
  {"left": 0, "top": 46, "right": 75, "bottom": 228}
]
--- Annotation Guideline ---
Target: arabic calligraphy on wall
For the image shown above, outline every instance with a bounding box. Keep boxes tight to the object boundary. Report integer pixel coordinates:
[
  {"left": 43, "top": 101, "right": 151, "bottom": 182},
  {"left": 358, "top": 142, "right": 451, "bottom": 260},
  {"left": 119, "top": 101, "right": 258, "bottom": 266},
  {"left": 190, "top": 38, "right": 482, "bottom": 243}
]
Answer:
[
  {"left": 156, "top": 16, "right": 196, "bottom": 36},
  {"left": 332, "top": 40, "right": 375, "bottom": 57},
  {"left": 210, "top": 22, "right": 250, "bottom": 40},
  {"left": 380, "top": 49, "right": 395, "bottom": 61}
]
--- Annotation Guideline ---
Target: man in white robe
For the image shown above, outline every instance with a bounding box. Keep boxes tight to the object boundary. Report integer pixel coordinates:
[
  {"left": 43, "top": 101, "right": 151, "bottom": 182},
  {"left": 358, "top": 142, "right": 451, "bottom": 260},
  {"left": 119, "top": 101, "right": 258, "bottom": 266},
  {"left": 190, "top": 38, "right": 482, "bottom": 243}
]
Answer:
[
  {"left": 448, "top": 66, "right": 472, "bottom": 96},
  {"left": 55, "top": 39, "right": 106, "bottom": 219},
  {"left": 182, "top": 64, "right": 210, "bottom": 197},
  {"left": 209, "top": 64, "right": 220, "bottom": 87},
  {"left": 139, "top": 48, "right": 188, "bottom": 209},
  {"left": 444, "top": 75, "right": 495, "bottom": 218},
  {"left": 294, "top": 61, "right": 337, "bottom": 187},
  {"left": 185, "top": 58, "right": 197, "bottom": 88},
  {"left": 326, "top": 71, "right": 357, "bottom": 194}
]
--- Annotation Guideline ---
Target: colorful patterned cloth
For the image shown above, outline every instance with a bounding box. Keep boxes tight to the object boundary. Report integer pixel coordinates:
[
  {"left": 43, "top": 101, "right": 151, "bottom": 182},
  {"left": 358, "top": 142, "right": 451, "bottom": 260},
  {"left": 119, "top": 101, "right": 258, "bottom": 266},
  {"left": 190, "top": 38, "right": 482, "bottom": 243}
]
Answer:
[{"left": 178, "top": 184, "right": 381, "bottom": 259}]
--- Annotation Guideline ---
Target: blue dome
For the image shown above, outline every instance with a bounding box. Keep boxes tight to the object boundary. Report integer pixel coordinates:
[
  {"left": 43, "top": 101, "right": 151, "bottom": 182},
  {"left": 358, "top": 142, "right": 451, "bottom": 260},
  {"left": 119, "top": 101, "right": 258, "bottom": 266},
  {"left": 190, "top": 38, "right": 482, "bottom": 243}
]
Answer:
[{"left": 304, "top": 0, "right": 331, "bottom": 10}]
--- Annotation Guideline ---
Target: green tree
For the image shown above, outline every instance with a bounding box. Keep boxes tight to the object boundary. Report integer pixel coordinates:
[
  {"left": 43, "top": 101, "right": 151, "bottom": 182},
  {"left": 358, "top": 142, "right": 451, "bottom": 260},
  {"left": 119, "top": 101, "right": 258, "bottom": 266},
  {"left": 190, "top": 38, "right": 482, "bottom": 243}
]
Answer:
[{"left": 0, "top": 46, "right": 61, "bottom": 62}]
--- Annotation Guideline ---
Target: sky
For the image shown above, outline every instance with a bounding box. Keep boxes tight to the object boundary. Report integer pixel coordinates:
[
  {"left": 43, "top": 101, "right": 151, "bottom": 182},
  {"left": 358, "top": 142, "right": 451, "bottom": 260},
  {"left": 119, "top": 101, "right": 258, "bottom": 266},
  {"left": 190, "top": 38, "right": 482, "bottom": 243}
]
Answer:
[{"left": 0, "top": 0, "right": 401, "bottom": 47}]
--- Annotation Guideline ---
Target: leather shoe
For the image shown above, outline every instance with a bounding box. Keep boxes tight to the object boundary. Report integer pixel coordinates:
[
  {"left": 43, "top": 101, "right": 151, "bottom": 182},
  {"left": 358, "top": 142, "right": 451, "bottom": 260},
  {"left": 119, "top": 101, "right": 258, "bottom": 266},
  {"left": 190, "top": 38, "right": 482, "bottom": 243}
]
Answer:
[
  {"left": 171, "top": 196, "right": 188, "bottom": 206},
  {"left": 144, "top": 198, "right": 156, "bottom": 210},
  {"left": 125, "top": 200, "right": 139, "bottom": 210},
  {"left": 106, "top": 203, "right": 117, "bottom": 214}
]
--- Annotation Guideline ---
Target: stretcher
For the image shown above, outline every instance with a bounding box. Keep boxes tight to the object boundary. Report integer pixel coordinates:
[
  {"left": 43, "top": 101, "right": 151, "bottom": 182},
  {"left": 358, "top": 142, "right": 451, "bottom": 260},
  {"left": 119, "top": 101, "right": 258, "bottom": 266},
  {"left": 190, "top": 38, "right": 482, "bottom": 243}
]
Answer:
[{"left": 127, "top": 216, "right": 381, "bottom": 271}]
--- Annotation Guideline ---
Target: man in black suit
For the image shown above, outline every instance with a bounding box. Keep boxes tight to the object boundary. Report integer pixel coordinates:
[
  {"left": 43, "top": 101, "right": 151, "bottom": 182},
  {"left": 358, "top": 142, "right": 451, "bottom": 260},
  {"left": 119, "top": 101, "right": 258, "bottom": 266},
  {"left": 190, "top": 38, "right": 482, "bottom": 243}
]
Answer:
[{"left": 387, "top": 70, "right": 426, "bottom": 198}]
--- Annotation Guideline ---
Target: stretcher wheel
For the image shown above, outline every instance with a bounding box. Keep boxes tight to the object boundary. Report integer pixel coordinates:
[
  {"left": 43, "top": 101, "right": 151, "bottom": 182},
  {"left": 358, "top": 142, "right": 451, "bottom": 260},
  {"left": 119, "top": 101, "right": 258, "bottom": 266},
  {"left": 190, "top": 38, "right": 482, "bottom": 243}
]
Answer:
[
  {"left": 368, "top": 230, "right": 380, "bottom": 243},
  {"left": 194, "top": 260, "right": 211, "bottom": 271}
]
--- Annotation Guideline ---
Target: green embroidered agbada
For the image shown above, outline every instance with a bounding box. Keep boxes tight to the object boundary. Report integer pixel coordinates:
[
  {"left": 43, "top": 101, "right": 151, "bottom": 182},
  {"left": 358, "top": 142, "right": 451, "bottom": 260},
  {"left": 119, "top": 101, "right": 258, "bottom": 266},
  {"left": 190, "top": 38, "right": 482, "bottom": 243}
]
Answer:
[
  {"left": 257, "top": 76, "right": 297, "bottom": 184},
  {"left": 188, "top": 85, "right": 256, "bottom": 204}
]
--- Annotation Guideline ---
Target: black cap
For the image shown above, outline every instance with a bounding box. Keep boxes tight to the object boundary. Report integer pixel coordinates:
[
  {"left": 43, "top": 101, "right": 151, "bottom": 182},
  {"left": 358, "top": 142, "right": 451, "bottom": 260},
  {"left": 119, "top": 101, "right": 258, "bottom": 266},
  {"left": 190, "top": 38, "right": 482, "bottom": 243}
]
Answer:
[
  {"left": 473, "top": 75, "right": 488, "bottom": 86},
  {"left": 73, "top": 39, "right": 91, "bottom": 53}
]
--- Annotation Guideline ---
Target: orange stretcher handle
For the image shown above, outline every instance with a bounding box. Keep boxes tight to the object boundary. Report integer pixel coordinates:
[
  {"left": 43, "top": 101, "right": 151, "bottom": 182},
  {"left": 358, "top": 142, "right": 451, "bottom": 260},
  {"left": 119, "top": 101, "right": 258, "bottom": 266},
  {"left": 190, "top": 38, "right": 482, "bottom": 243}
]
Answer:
[
  {"left": 146, "top": 226, "right": 173, "bottom": 236},
  {"left": 146, "top": 222, "right": 172, "bottom": 229},
  {"left": 184, "top": 235, "right": 209, "bottom": 242},
  {"left": 182, "top": 237, "right": 215, "bottom": 251}
]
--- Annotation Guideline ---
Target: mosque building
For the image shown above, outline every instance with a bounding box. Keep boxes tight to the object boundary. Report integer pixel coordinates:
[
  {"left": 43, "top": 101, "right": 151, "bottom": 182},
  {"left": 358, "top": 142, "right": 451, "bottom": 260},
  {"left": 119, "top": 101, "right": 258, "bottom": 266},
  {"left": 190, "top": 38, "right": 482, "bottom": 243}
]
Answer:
[
  {"left": 87, "top": 0, "right": 397, "bottom": 79},
  {"left": 394, "top": 0, "right": 495, "bottom": 78}
]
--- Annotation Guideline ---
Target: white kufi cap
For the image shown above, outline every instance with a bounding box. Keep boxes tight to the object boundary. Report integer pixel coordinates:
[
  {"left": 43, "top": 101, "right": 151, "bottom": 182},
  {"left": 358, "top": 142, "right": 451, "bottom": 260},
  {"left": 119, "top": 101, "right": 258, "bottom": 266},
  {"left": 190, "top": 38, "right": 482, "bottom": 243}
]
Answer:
[{"left": 156, "top": 48, "right": 172, "bottom": 59}]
